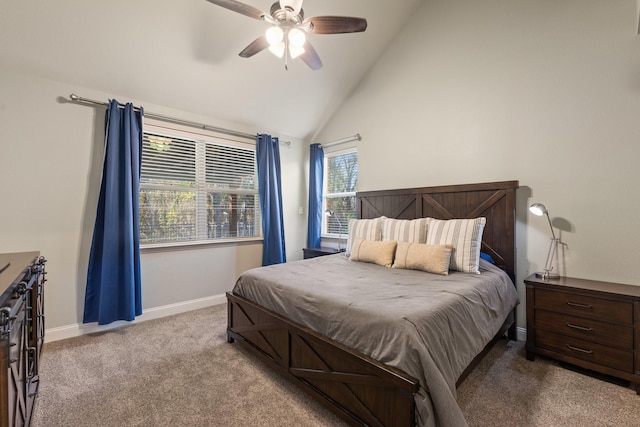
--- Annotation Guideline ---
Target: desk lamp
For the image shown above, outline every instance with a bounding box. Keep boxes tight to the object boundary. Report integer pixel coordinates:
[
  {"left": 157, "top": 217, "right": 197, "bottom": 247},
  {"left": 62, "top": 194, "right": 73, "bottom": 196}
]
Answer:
[{"left": 529, "top": 203, "right": 560, "bottom": 279}]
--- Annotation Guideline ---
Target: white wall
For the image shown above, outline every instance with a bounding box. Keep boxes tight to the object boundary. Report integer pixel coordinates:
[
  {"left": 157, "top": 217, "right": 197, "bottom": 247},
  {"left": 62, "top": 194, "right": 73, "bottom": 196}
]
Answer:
[
  {"left": 315, "top": 0, "right": 640, "bottom": 329},
  {"left": 0, "top": 67, "right": 307, "bottom": 337}
]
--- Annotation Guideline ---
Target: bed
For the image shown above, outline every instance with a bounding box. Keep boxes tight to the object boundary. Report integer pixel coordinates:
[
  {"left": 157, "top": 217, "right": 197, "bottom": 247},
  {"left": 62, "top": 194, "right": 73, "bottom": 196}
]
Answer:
[{"left": 226, "top": 180, "right": 519, "bottom": 427}]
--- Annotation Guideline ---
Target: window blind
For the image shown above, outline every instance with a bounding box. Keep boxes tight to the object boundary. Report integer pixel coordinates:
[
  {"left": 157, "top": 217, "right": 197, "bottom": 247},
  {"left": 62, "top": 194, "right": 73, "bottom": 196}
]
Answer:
[
  {"left": 139, "top": 131, "right": 261, "bottom": 245},
  {"left": 323, "top": 150, "right": 358, "bottom": 236}
]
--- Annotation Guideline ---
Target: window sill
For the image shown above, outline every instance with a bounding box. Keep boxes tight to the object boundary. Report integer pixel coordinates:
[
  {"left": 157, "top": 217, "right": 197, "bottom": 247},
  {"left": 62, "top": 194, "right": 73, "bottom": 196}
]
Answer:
[{"left": 141, "top": 237, "right": 263, "bottom": 252}]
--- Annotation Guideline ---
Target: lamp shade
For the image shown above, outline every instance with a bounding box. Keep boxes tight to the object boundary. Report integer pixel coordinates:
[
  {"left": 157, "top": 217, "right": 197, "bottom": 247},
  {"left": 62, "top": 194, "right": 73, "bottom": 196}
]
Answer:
[
  {"left": 265, "top": 26, "right": 284, "bottom": 46},
  {"left": 268, "top": 42, "right": 285, "bottom": 58},
  {"left": 288, "top": 28, "right": 306, "bottom": 47},
  {"left": 529, "top": 203, "right": 547, "bottom": 216},
  {"left": 324, "top": 209, "right": 334, "bottom": 217}
]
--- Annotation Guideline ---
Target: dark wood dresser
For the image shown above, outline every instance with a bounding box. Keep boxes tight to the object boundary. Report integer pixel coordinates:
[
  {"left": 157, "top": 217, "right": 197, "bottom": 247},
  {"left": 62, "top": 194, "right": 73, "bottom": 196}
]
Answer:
[
  {"left": 525, "top": 274, "right": 640, "bottom": 394},
  {"left": 0, "top": 252, "right": 47, "bottom": 426}
]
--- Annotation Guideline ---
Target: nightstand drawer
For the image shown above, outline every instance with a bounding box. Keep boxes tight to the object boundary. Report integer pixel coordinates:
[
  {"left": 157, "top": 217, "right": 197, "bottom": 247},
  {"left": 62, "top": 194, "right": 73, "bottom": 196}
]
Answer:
[
  {"left": 535, "top": 310, "right": 633, "bottom": 350},
  {"left": 537, "top": 331, "right": 633, "bottom": 373},
  {"left": 535, "top": 289, "right": 633, "bottom": 325}
]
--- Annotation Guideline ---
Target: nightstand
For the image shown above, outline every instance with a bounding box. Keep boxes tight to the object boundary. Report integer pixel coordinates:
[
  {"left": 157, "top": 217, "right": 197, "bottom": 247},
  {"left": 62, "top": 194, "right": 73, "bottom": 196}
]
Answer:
[
  {"left": 525, "top": 274, "right": 640, "bottom": 394},
  {"left": 302, "top": 247, "right": 344, "bottom": 259}
]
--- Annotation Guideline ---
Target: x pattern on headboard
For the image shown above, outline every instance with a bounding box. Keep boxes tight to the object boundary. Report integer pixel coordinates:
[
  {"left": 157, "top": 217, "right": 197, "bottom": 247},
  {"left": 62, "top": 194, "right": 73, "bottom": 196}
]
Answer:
[{"left": 356, "top": 181, "right": 519, "bottom": 282}]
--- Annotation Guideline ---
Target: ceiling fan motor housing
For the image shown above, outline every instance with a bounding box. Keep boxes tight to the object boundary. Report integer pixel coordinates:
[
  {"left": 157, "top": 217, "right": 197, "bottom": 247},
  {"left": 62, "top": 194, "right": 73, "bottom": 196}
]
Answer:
[{"left": 270, "top": 2, "right": 303, "bottom": 24}]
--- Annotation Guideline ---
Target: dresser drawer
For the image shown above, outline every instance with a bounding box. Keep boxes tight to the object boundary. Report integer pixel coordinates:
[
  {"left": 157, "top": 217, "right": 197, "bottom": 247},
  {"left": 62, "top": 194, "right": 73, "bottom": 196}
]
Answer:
[
  {"left": 536, "top": 331, "right": 633, "bottom": 373},
  {"left": 535, "top": 310, "right": 633, "bottom": 350},
  {"left": 535, "top": 289, "right": 633, "bottom": 325}
]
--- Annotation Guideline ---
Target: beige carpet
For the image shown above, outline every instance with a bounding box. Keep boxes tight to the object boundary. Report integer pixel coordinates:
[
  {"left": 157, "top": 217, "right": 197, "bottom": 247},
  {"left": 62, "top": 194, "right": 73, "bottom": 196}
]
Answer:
[{"left": 32, "top": 304, "right": 639, "bottom": 427}]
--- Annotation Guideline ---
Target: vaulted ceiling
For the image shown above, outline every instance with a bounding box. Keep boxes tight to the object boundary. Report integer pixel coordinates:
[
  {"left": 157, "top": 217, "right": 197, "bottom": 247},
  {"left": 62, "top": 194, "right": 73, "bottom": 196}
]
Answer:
[{"left": 0, "top": 0, "right": 423, "bottom": 140}]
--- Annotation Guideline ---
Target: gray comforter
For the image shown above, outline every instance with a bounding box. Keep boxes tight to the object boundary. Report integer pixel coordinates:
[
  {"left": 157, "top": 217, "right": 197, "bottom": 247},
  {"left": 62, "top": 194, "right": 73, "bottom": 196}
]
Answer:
[{"left": 232, "top": 254, "right": 519, "bottom": 427}]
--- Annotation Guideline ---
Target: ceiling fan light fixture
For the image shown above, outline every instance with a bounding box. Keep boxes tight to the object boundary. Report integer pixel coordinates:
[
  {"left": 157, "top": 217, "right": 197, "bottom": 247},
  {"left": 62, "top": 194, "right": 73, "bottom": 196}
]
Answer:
[
  {"left": 206, "top": 0, "right": 368, "bottom": 71},
  {"left": 268, "top": 41, "right": 285, "bottom": 58},
  {"left": 288, "top": 27, "right": 306, "bottom": 48},
  {"left": 265, "top": 26, "right": 284, "bottom": 45},
  {"left": 279, "top": 0, "right": 303, "bottom": 15}
]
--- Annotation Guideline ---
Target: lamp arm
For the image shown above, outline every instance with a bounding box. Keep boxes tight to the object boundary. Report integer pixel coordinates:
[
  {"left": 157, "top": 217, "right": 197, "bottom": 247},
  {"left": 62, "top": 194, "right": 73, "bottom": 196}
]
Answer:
[
  {"left": 545, "top": 212, "right": 557, "bottom": 240},
  {"left": 335, "top": 216, "right": 343, "bottom": 251},
  {"left": 543, "top": 238, "right": 559, "bottom": 279}
]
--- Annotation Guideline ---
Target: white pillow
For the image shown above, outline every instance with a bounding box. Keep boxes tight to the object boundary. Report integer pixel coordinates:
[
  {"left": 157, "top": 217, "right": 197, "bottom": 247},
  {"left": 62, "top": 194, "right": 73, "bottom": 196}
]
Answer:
[
  {"left": 345, "top": 217, "right": 384, "bottom": 256},
  {"left": 382, "top": 217, "right": 430, "bottom": 244},
  {"left": 426, "top": 218, "right": 486, "bottom": 274}
]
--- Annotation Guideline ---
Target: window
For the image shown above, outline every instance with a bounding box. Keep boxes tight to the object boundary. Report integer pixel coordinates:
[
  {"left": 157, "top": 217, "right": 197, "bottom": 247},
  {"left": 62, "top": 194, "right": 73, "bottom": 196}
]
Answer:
[
  {"left": 322, "top": 149, "right": 358, "bottom": 237},
  {"left": 138, "top": 123, "right": 261, "bottom": 246}
]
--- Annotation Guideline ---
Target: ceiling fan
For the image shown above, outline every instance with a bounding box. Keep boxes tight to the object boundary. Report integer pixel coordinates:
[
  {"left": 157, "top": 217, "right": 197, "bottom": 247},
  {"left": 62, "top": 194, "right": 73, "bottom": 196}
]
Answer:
[{"left": 206, "top": 0, "right": 367, "bottom": 70}]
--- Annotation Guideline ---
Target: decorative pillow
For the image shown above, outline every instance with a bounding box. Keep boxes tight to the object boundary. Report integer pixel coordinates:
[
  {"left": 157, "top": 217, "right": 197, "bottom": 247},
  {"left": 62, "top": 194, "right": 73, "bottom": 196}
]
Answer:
[
  {"left": 480, "top": 252, "right": 496, "bottom": 264},
  {"left": 345, "top": 217, "right": 384, "bottom": 256},
  {"left": 426, "top": 218, "right": 486, "bottom": 274},
  {"left": 349, "top": 238, "right": 397, "bottom": 268},
  {"left": 382, "top": 217, "right": 430, "bottom": 244},
  {"left": 392, "top": 242, "right": 453, "bottom": 275}
]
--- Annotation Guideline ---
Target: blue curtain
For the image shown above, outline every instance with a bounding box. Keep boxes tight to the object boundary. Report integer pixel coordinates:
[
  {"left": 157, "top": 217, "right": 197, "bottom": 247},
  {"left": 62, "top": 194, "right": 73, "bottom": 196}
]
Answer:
[
  {"left": 306, "top": 143, "right": 324, "bottom": 248},
  {"left": 84, "top": 100, "right": 143, "bottom": 325},
  {"left": 256, "top": 134, "right": 286, "bottom": 266}
]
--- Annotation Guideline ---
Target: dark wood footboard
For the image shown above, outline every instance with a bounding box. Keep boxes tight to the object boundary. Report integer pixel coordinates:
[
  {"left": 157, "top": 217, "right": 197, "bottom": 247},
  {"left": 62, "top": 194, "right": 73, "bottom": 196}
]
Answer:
[{"left": 227, "top": 292, "right": 420, "bottom": 427}]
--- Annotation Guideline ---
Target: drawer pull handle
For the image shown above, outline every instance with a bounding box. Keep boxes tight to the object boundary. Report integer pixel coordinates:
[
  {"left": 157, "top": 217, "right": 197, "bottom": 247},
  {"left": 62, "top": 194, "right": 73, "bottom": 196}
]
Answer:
[
  {"left": 566, "top": 323, "right": 593, "bottom": 332},
  {"left": 566, "top": 301, "right": 593, "bottom": 309},
  {"left": 567, "top": 344, "right": 593, "bottom": 354}
]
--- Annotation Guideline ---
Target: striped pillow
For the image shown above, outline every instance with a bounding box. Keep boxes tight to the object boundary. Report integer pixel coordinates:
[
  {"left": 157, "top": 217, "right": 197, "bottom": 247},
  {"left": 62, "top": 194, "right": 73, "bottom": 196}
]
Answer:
[
  {"left": 382, "top": 218, "right": 430, "bottom": 244},
  {"left": 346, "top": 217, "right": 384, "bottom": 257},
  {"left": 426, "top": 218, "right": 486, "bottom": 274}
]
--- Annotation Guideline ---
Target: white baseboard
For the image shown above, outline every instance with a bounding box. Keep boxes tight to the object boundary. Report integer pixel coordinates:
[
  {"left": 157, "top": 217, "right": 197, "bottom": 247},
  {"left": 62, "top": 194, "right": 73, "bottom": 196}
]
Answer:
[
  {"left": 45, "top": 294, "right": 227, "bottom": 343},
  {"left": 46, "top": 297, "right": 530, "bottom": 344}
]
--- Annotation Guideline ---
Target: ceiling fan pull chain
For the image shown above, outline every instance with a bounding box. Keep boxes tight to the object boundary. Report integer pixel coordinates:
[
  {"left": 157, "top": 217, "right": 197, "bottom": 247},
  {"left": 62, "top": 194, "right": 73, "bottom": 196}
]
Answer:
[{"left": 284, "top": 40, "right": 289, "bottom": 71}]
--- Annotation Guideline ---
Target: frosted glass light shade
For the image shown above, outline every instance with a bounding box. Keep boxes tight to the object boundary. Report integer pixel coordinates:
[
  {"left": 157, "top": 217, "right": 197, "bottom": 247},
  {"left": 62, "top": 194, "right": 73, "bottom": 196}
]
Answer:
[
  {"left": 289, "top": 44, "right": 305, "bottom": 59},
  {"left": 268, "top": 41, "right": 285, "bottom": 58},
  {"left": 265, "top": 26, "right": 284, "bottom": 45},
  {"left": 288, "top": 28, "right": 306, "bottom": 48}
]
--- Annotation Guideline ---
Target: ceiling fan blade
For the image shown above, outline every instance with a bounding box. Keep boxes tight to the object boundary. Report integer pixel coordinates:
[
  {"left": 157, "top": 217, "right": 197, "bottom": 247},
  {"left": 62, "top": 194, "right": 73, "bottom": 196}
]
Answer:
[
  {"left": 239, "top": 36, "right": 269, "bottom": 58},
  {"left": 205, "top": 0, "right": 266, "bottom": 21},
  {"left": 303, "top": 16, "right": 367, "bottom": 34},
  {"left": 300, "top": 41, "right": 322, "bottom": 70}
]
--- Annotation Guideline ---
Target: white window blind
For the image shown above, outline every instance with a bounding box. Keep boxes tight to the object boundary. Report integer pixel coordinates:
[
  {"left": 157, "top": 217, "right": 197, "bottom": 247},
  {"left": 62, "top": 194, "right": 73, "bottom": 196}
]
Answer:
[
  {"left": 139, "top": 129, "right": 261, "bottom": 246},
  {"left": 323, "top": 149, "right": 358, "bottom": 236}
]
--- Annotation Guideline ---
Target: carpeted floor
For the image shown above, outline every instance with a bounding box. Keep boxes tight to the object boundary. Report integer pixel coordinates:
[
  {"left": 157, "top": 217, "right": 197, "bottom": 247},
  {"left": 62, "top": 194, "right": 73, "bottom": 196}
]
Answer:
[{"left": 31, "top": 304, "right": 639, "bottom": 426}]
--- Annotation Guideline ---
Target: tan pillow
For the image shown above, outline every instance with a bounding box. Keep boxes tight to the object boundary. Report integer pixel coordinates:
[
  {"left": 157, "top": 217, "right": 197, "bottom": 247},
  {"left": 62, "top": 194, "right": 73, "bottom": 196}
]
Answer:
[
  {"left": 392, "top": 242, "right": 453, "bottom": 275},
  {"left": 345, "top": 217, "right": 384, "bottom": 257},
  {"left": 349, "top": 238, "right": 397, "bottom": 268}
]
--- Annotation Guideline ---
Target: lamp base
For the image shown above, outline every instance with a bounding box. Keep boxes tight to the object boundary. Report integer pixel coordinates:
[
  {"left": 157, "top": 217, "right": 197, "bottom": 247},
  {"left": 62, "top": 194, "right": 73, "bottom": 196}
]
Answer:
[{"left": 535, "top": 271, "right": 560, "bottom": 280}]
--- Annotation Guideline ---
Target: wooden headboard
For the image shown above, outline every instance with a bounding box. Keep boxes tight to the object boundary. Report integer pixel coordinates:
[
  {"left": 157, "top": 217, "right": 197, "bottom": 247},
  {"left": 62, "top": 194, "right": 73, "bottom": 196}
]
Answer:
[{"left": 356, "top": 180, "right": 518, "bottom": 282}]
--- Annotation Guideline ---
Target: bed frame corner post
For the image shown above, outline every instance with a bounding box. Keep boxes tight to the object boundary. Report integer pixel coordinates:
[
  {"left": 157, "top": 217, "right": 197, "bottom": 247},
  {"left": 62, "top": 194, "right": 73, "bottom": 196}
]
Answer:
[{"left": 226, "top": 292, "right": 235, "bottom": 344}]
